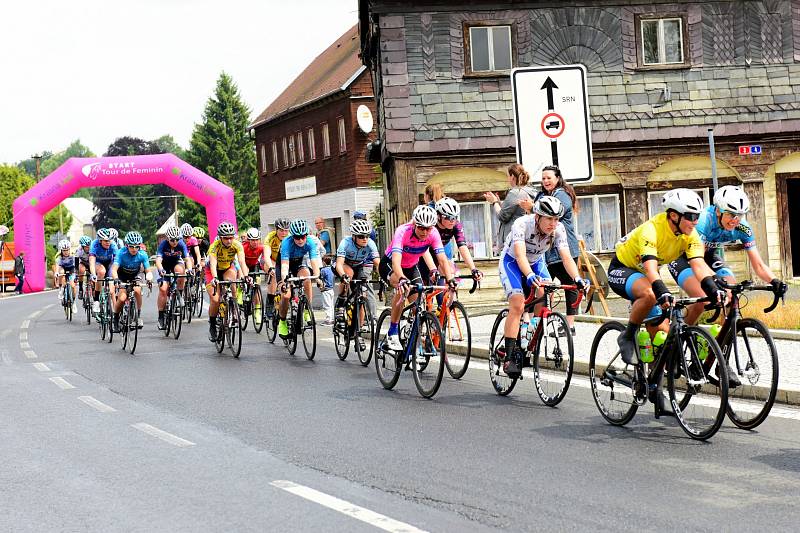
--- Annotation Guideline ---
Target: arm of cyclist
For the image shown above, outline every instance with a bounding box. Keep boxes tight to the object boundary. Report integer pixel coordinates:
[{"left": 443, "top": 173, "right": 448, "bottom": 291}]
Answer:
[
  {"left": 688, "top": 257, "right": 725, "bottom": 305},
  {"left": 512, "top": 241, "right": 542, "bottom": 289},
  {"left": 236, "top": 249, "right": 250, "bottom": 280},
  {"left": 334, "top": 256, "right": 347, "bottom": 279}
]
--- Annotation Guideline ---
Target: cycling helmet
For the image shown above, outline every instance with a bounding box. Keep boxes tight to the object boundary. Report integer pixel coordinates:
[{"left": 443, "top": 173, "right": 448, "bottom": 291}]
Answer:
[
  {"left": 180, "top": 223, "right": 194, "bottom": 237},
  {"left": 246, "top": 227, "right": 260, "bottom": 240},
  {"left": 411, "top": 205, "right": 437, "bottom": 228},
  {"left": 192, "top": 226, "right": 205, "bottom": 238},
  {"left": 289, "top": 219, "right": 309, "bottom": 237},
  {"left": 79, "top": 236, "right": 91, "bottom": 246},
  {"left": 58, "top": 239, "right": 71, "bottom": 250},
  {"left": 352, "top": 210, "right": 368, "bottom": 220},
  {"left": 662, "top": 188, "right": 704, "bottom": 215},
  {"left": 435, "top": 197, "right": 460, "bottom": 219},
  {"left": 533, "top": 196, "right": 565, "bottom": 218},
  {"left": 274, "top": 217, "right": 291, "bottom": 230},
  {"left": 350, "top": 219, "right": 372, "bottom": 236},
  {"left": 108, "top": 228, "right": 118, "bottom": 240},
  {"left": 217, "top": 222, "right": 236, "bottom": 237},
  {"left": 97, "top": 228, "right": 112, "bottom": 241},
  {"left": 714, "top": 185, "right": 750, "bottom": 216},
  {"left": 124, "top": 232, "right": 143, "bottom": 246},
  {"left": 165, "top": 226, "right": 181, "bottom": 240}
]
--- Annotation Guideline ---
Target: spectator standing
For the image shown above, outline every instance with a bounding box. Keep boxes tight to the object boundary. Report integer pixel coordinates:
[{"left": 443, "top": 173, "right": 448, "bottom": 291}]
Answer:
[
  {"left": 14, "top": 252, "right": 25, "bottom": 294},
  {"left": 319, "top": 255, "right": 335, "bottom": 325},
  {"left": 315, "top": 217, "right": 334, "bottom": 256},
  {"left": 484, "top": 163, "right": 537, "bottom": 253}
]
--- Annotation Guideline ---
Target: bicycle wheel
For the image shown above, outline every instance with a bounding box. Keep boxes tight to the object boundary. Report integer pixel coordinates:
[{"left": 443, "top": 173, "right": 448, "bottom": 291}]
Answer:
[
  {"left": 120, "top": 301, "right": 129, "bottom": 350},
  {"left": 443, "top": 300, "right": 471, "bottom": 380},
  {"left": 722, "top": 318, "right": 779, "bottom": 430},
  {"left": 184, "top": 285, "right": 193, "bottom": 324},
  {"left": 333, "top": 314, "right": 350, "bottom": 360},
  {"left": 533, "top": 311, "right": 574, "bottom": 407},
  {"left": 164, "top": 294, "right": 172, "bottom": 337},
  {"left": 227, "top": 299, "right": 243, "bottom": 358},
  {"left": 488, "top": 310, "right": 517, "bottom": 396},
  {"left": 374, "top": 309, "right": 401, "bottom": 390},
  {"left": 286, "top": 300, "right": 298, "bottom": 355},
  {"left": 411, "top": 311, "right": 445, "bottom": 398},
  {"left": 99, "top": 292, "right": 108, "bottom": 340},
  {"left": 241, "top": 291, "right": 251, "bottom": 331},
  {"left": 299, "top": 297, "right": 316, "bottom": 361},
  {"left": 668, "top": 326, "right": 728, "bottom": 440},
  {"left": 355, "top": 302, "right": 374, "bottom": 367},
  {"left": 105, "top": 294, "right": 114, "bottom": 343},
  {"left": 128, "top": 299, "right": 139, "bottom": 355},
  {"left": 66, "top": 286, "right": 74, "bottom": 322},
  {"left": 84, "top": 296, "right": 92, "bottom": 325},
  {"left": 252, "top": 286, "right": 264, "bottom": 333},
  {"left": 215, "top": 306, "right": 226, "bottom": 353},
  {"left": 588, "top": 321, "right": 638, "bottom": 426},
  {"left": 171, "top": 292, "right": 183, "bottom": 340},
  {"left": 195, "top": 282, "right": 204, "bottom": 318},
  {"left": 265, "top": 295, "right": 278, "bottom": 343}
]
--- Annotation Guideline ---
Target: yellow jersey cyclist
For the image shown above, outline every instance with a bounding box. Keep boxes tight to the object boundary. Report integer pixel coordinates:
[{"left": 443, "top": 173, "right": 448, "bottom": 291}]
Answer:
[
  {"left": 265, "top": 218, "right": 290, "bottom": 305},
  {"left": 205, "top": 221, "right": 251, "bottom": 341},
  {"left": 497, "top": 196, "right": 587, "bottom": 378},
  {"left": 609, "top": 188, "right": 725, "bottom": 368},
  {"left": 276, "top": 219, "right": 323, "bottom": 338}
]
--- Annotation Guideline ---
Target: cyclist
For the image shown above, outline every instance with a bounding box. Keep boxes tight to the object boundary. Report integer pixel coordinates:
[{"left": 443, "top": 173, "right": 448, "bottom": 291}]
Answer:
[
  {"left": 75, "top": 236, "right": 92, "bottom": 299},
  {"left": 497, "top": 196, "right": 587, "bottom": 378},
  {"left": 353, "top": 210, "right": 378, "bottom": 242},
  {"left": 264, "top": 218, "right": 290, "bottom": 309},
  {"left": 334, "top": 219, "right": 380, "bottom": 336},
  {"left": 108, "top": 227, "right": 124, "bottom": 250},
  {"left": 609, "top": 189, "right": 725, "bottom": 368},
  {"left": 53, "top": 239, "right": 78, "bottom": 312},
  {"left": 89, "top": 228, "right": 120, "bottom": 314},
  {"left": 193, "top": 226, "right": 210, "bottom": 260},
  {"left": 155, "top": 226, "right": 193, "bottom": 330},
  {"left": 276, "top": 219, "right": 322, "bottom": 338},
  {"left": 181, "top": 223, "right": 202, "bottom": 268},
  {"left": 423, "top": 196, "right": 483, "bottom": 286},
  {"left": 379, "top": 205, "right": 456, "bottom": 351},
  {"left": 206, "top": 222, "right": 250, "bottom": 341},
  {"left": 242, "top": 227, "right": 267, "bottom": 317},
  {"left": 110, "top": 231, "right": 153, "bottom": 331}
]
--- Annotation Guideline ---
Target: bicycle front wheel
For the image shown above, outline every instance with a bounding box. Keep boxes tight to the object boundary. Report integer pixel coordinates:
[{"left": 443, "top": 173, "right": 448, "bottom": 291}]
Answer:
[
  {"left": 443, "top": 300, "right": 471, "bottom": 380},
  {"left": 374, "top": 309, "right": 401, "bottom": 390},
  {"left": 265, "top": 297, "right": 278, "bottom": 343},
  {"left": 299, "top": 297, "right": 316, "bottom": 361},
  {"left": 105, "top": 295, "right": 114, "bottom": 343},
  {"left": 227, "top": 300, "right": 242, "bottom": 358},
  {"left": 355, "top": 302, "right": 374, "bottom": 367},
  {"left": 724, "top": 318, "right": 779, "bottom": 430},
  {"left": 333, "top": 316, "right": 349, "bottom": 361},
  {"left": 534, "top": 311, "right": 574, "bottom": 407},
  {"left": 286, "top": 301, "right": 298, "bottom": 355},
  {"left": 214, "top": 309, "right": 226, "bottom": 353},
  {"left": 171, "top": 292, "right": 183, "bottom": 340},
  {"left": 668, "top": 326, "right": 728, "bottom": 440},
  {"left": 488, "top": 310, "right": 517, "bottom": 396},
  {"left": 128, "top": 299, "right": 139, "bottom": 355},
  {"left": 412, "top": 311, "right": 445, "bottom": 399},
  {"left": 120, "top": 303, "right": 129, "bottom": 350},
  {"left": 252, "top": 286, "right": 264, "bottom": 333},
  {"left": 588, "top": 321, "right": 638, "bottom": 426}
]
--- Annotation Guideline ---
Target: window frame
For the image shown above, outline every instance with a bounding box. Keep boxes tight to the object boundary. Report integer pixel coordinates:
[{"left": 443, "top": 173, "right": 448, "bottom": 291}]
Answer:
[
  {"left": 307, "top": 127, "right": 316, "bottom": 162},
  {"left": 288, "top": 135, "right": 296, "bottom": 167},
  {"left": 634, "top": 14, "right": 690, "bottom": 70},
  {"left": 271, "top": 141, "right": 279, "bottom": 173},
  {"left": 281, "top": 137, "right": 289, "bottom": 169},
  {"left": 450, "top": 201, "right": 499, "bottom": 260},
  {"left": 575, "top": 193, "right": 623, "bottom": 253},
  {"left": 296, "top": 132, "right": 304, "bottom": 164},
  {"left": 321, "top": 122, "right": 331, "bottom": 159},
  {"left": 463, "top": 21, "right": 516, "bottom": 77},
  {"left": 259, "top": 144, "right": 267, "bottom": 175},
  {"left": 337, "top": 116, "right": 347, "bottom": 154}
]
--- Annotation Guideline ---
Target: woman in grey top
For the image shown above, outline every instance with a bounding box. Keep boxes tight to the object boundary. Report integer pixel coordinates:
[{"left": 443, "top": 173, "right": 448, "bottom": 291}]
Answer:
[
  {"left": 483, "top": 163, "right": 537, "bottom": 253},
  {"left": 535, "top": 165, "right": 581, "bottom": 335}
]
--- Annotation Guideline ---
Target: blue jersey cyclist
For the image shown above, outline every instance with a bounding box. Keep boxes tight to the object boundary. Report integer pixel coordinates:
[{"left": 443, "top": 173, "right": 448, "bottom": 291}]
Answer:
[
  {"left": 276, "top": 219, "right": 323, "bottom": 338},
  {"left": 334, "top": 219, "right": 381, "bottom": 325},
  {"left": 89, "top": 228, "right": 120, "bottom": 314},
  {"left": 110, "top": 231, "right": 153, "bottom": 331},
  {"left": 155, "top": 226, "right": 194, "bottom": 330}
]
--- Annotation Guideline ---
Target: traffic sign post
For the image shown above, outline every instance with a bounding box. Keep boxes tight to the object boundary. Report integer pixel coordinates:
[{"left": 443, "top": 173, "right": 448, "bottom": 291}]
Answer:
[{"left": 511, "top": 64, "right": 594, "bottom": 184}]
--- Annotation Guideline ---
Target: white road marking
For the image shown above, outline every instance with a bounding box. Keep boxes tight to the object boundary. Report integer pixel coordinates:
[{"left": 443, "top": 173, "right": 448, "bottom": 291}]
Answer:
[
  {"left": 20, "top": 342, "right": 31, "bottom": 350},
  {"left": 32, "top": 363, "right": 50, "bottom": 372},
  {"left": 131, "top": 423, "right": 195, "bottom": 447},
  {"left": 19, "top": 331, "right": 28, "bottom": 341},
  {"left": 0, "top": 329, "right": 12, "bottom": 339},
  {"left": 28, "top": 310, "right": 43, "bottom": 319},
  {"left": 44, "top": 304, "right": 55, "bottom": 310},
  {"left": 270, "top": 480, "right": 429, "bottom": 533},
  {"left": 23, "top": 350, "right": 37, "bottom": 359},
  {"left": 20, "top": 320, "right": 30, "bottom": 330},
  {"left": 49, "top": 377, "right": 75, "bottom": 390},
  {"left": 78, "top": 396, "right": 117, "bottom": 413}
]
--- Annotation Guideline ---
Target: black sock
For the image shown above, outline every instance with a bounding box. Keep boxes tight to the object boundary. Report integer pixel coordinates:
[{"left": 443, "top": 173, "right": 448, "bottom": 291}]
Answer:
[
  {"left": 623, "top": 321, "right": 639, "bottom": 339},
  {"left": 504, "top": 337, "right": 516, "bottom": 357}
]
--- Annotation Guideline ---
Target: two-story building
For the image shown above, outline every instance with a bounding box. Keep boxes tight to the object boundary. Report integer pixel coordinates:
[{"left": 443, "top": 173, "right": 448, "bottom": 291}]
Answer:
[
  {"left": 359, "top": 0, "right": 800, "bottom": 280},
  {"left": 252, "top": 23, "right": 381, "bottom": 243}
]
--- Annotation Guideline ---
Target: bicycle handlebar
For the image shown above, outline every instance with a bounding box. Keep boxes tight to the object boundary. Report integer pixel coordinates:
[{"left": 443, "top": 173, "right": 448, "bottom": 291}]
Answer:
[
  {"left": 714, "top": 278, "right": 783, "bottom": 314},
  {"left": 522, "top": 281, "right": 588, "bottom": 309},
  {"left": 453, "top": 274, "right": 479, "bottom": 294}
]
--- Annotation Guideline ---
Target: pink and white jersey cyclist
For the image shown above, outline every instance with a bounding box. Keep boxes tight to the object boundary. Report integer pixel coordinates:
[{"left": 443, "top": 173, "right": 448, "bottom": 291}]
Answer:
[{"left": 385, "top": 221, "right": 445, "bottom": 269}]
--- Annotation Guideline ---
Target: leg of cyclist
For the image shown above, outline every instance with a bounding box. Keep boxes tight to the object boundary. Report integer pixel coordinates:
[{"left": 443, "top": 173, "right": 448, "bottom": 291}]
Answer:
[
  {"left": 607, "top": 257, "right": 660, "bottom": 366},
  {"left": 336, "top": 263, "right": 355, "bottom": 322},
  {"left": 278, "top": 258, "right": 302, "bottom": 337},
  {"left": 205, "top": 265, "right": 226, "bottom": 340},
  {"left": 156, "top": 264, "right": 171, "bottom": 330},
  {"left": 113, "top": 282, "right": 127, "bottom": 332}
]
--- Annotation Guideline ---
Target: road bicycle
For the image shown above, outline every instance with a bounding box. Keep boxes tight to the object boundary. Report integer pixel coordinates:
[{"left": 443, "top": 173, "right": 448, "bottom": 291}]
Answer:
[
  {"left": 80, "top": 272, "right": 93, "bottom": 325},
  {"left": 488, "top": 282, "right": 584, "bottom": 406},
  {"left": 589, "top": 294, "right": 728, "bottom": 440},
  {"left": 706, "top": 279, "right": 782, "bottom": 430},
  {"left": 56, "top": 273, "right": 76, "bottom": 322},
  {"left": 161, "top": 273, "right": 188, "bottom": 340},
  {"left": 181, "top": 269, "right": 196, "bottom": 324},
  {"left": 211, "top": 279, "right": 246, "bottom": 357},
  {"left": 241, "top": 270, "right": 266, "bottom": 333},
  {"left": 116, "top": 278, "right": 150, "bottom": 355},
  {"left": 97, "top": 278, "right": 115, "bottom": 343},
  {"left": 333, "top": 277, "right": 375, "bottom": 366},
  {"left": 263, "top": 269, "right": 279, "bottom": 343},
  {"left": 374, "top": 283, "right": 446, "bottom": 399},
  {"left": 279, "top": 276, "right": 318, "bottom": 360}
]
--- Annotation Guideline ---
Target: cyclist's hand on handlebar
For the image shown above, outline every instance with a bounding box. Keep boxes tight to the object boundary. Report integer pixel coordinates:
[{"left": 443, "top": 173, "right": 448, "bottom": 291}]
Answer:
[
  {"left": 447, "top": 277, "right": 458, "bottom": 290},
  {"left": 428, "top": 269, "right": 439, "bottom": 284},
  {"left": 396, "top": 277, "right": 410, "bottom": 294},
  {"left": 90, "top": 274, "right": 97, "bottom": 282},
  {"left": 342, "top": 274, "right": 351, "bottom": 285},
  {"left": 651, "top": 279, "right": 673, "bottom": 307},
  {"left": 770, "top": 278, "right": 788, "bottom": 298},
  {"left": 526, "top": 272, "right": 542, "bottom": 288},
  {"left": 278, "top": 280, "right": 288, "bottom": 293},
  {"left": 574, "top": 277, "right": 589, "bottom": 292},
  {"left": 471, "top": 268, "right": 483, "bottom": 281},
  {"left": 700, "top": 276, "right": 725, "bottom": 307},
  {"left": 211, "top": 278, "right": 219, "bottom": 286}
]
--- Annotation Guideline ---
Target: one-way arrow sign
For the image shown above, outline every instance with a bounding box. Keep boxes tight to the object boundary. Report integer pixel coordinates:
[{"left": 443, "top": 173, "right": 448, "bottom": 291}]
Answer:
[{"left": 541, "top": 76, "right": 560, "bottom": 167}]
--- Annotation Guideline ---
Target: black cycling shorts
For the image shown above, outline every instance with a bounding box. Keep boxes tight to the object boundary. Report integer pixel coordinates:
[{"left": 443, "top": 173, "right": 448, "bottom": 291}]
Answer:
[{"left": 379, "top": 255, "right": 422, "bottom": 285}]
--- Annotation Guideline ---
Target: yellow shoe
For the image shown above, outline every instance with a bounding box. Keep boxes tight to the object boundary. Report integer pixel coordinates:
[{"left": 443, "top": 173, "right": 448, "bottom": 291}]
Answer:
[
  {"left": 236, "top": 292, "right": 243, "bottom": 305},
  {"left": 278, "top": 320, "right": 289, "bottom": 337}
]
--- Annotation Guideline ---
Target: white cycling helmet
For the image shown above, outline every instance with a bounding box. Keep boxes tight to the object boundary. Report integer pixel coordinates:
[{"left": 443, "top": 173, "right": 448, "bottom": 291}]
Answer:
[
  {"left": 714, "top": 185, "right": 750, "bottom": 216},
  {"left": 165, "top": 226, "right": 181, "bottom": 240},
  {"left": 662, "top": 188, "right": 704, "bottom": 215},
  {"left": 246, "top": 227, "right": 260, "bottom": 240},
  {"left": 180, "top": 223, "right": 194, "bottom": 237},
  {"left": 108, "top": 228, "right": 119, "bottom": 240},
  {"left": 411, "top": 205, "right": 437, "bottom": 228},
  {"left": 350, "top": 219, "right": 372, "bottom": 236},
  {"left": 435, "top": 197, "right": 460, "bottom": 219},
  {"left": 58, "top": 239, "right": 71, "bottom": 250},
  {"left": 97, "top": 228, "right": 112, "bottom": 241},
  {"left": 533, "top": 196, "right": 565, "bottom": 218}
]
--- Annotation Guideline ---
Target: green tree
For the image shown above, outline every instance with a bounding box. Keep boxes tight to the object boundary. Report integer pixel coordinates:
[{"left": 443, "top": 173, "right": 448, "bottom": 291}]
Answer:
[
  {"left": 187, "top": 72, "right": 258, "bottom": 229},
  {"left": 40, "top": 140, "right": 95, "bottom": 178}
]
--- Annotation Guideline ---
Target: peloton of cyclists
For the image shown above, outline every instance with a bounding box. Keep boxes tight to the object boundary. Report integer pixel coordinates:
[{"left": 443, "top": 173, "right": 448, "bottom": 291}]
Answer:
[{"left": 155, "top": 226, "right": 194, "bottom": 330}]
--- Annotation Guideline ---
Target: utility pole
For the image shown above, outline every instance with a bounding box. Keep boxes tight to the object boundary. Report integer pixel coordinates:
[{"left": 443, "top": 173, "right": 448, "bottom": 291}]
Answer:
[
  {"left": 32, "top": 153, "right": 42, "bottom": 180},
  {"left": 174, "top": 196, "right": 179, "bottom": 225}
]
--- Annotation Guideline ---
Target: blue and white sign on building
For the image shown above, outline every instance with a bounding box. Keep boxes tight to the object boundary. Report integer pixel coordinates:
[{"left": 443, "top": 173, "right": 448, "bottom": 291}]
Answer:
[{"left": 511, "top": 64, "right": 594, "bottom": 184}]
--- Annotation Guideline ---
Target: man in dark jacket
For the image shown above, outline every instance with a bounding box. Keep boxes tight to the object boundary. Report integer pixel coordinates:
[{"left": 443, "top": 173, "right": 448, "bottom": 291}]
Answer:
[{"left": 14, "top": 252, "right": 25, "bottom": 294}]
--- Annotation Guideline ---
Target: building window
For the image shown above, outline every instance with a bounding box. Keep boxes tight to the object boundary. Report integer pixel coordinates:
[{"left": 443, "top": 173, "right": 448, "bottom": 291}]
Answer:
[
  {"left": 638, "top": 16, "right": 687, "bottom": 67},
  {"left": 296, "top": 132, "right": 304, "bottom": 164},
  {"left": 647, "top": 188, "right": 709, "bottom": 218},
  {"left": 307, "top": 128, "right": 316, "bottom": 161},
  {"left": 464, "top": 23, "right": 513, "bottom": 75},
  {"left": 575, "top": 195, "right": 622, "bottom": 252},
  {"left": 321, "top": 122, "right": 331, "bottom": 158},
  {"left": 259, "top": 144, "right": 266, "bottom": 174},
  {"left": 271, "top": 141, "right": 278, "bottom": 172},
  {"left": 337, "top": 117, "right": 347, "bottom": 153},
  {"left": 281, "top": 137, "right": 288, "bottom": 169},
  {"left": 288, "top": 135, "right": 296, "bottom": 167}
]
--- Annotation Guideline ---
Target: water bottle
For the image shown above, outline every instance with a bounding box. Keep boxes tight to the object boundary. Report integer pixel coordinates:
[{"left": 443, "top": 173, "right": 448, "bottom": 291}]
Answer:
[
  {"left": 698, "top": 324, "right": 721, "bottom": 361},
  {"left": 519, "top": 321, "right": 529, "bottom": 350},
  {"left": 653, "top": 330, "right": 667, "bottom": 355},
  {"left": 710, "top": 323, "right": 721, "bottom": 340},
  {"left": 637, "top": 329, "right": 653, "bottom": 363}
]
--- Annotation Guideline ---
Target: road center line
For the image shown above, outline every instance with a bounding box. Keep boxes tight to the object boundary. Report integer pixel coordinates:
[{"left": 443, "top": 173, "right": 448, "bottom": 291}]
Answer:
[
  {"left": 79, "top": 396, "right": 117, "bottom": 413},
  {"left": 20, "top": 341, "right": 31, "bottom": 350},
  {"left": 20, "top": 320, "right": 30, "bottom": 330},
  {"left": 32, "top": 363, "right": 50, "bottom": 372},
  {"left": 131, "top": 423, "right": 195, "bottom": 447},
  {"left": 19, "top": 331, "right": 28, "bottom": 341},
  {"left": 270, "top": 480, "right": 429, "bottom": 533},
  {"left": 49, "top": 377, "right": 75, "bottom": 390},
  {"left": 28, "top": 310, "right": 43, "bottom": 319},
  {"left": 23, "top": 350, "right": 37, "bottom": 359}
]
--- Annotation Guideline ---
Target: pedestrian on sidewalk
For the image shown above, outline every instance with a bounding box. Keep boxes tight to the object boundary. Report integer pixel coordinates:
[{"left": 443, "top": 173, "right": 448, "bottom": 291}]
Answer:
[
  {"left": 320, "top": 255, "right": 335, "bottom": 325},
  {"left": 14, "top": 252, "right": 25, "bottom": 294},
  {"left": 483, "top": 163, "right": 537, "bottom": 254}
]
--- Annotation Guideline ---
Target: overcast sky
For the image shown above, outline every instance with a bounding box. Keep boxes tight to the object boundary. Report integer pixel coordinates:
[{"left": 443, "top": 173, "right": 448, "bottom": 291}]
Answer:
[{"left": 0, "top": 0, "right": 358, "bottom": 165}]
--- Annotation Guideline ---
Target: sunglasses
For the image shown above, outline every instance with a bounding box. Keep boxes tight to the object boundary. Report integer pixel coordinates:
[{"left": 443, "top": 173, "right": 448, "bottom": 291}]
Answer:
[
  {"left": 354, "top": 234, "right": 368, "bottom": 239},
  {"left": 168, "top": 238, "right": 178, "bottom": 242},
  {"left": 415, "top": 225, "right": 432, "bottom": 231},
  {"left": 682, "top": 212, "right": 700, "bottom": 222},
  {"left": 722, "top": 211, "right": 742, "bottom": 219},
  {"left": 128, "top": 245, "right": 141, "bottom": 250},
  {"left": 221, "top": 236, "right": 234, "bottom": 240},
  {"left": 293, "top": 235, "right": 307, "bottom": 241},
  {"left": 441, "top": 215, "right": 458, "bottom": 221}
]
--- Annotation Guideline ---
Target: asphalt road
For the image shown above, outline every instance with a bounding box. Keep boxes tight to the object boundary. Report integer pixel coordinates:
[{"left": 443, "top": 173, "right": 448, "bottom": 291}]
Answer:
[{"left": 2, "top": 290, "right": 800, "bottom": 532}]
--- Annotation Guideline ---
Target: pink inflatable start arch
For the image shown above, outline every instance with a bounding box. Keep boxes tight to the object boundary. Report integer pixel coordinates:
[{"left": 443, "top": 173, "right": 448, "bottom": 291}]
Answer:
[{"left": 12, "top": 154, "right": 237, "bottom": 293}]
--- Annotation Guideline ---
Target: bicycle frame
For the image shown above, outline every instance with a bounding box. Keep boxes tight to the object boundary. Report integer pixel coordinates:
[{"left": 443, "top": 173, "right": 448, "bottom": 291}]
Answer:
[{"left": 520, "top": 282, "right": 585, "bottom": 352}]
